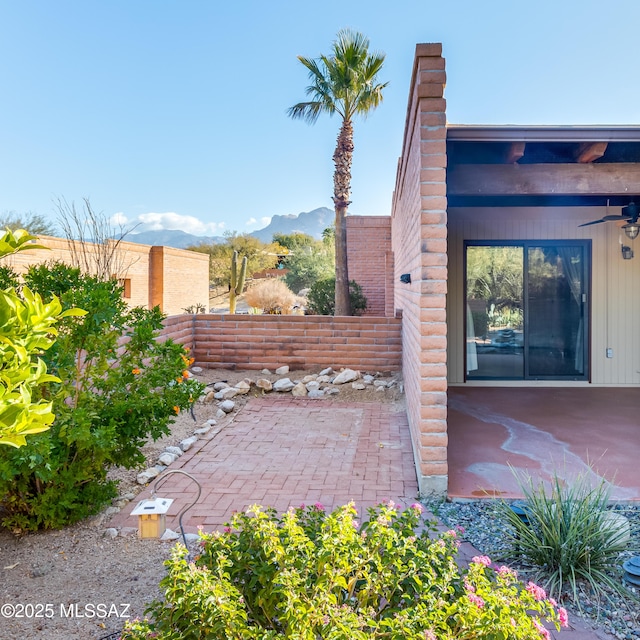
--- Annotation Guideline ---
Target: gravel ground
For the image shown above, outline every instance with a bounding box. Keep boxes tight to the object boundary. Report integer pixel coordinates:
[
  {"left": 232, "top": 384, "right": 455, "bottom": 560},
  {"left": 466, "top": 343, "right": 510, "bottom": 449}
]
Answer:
[
  {"left": 0, "top": 366, "right": 402, "bottom": 640},
  {"left": 424, "top": 499, "right": 640, "bottom": 639}
]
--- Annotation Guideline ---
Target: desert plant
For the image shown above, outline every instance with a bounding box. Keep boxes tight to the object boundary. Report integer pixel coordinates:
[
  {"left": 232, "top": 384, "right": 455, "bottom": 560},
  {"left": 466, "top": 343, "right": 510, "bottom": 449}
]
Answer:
[
  {"left": 228, "top": 250, "right": 247, "bottom": 314},
  {"left": 496, "top": 469, "right": 635, "bottom": 606},
  {"left": 0, "top": 262, "right": 204, "bottom": 530},
  {"left": 244, "top": 278, "right": 297, "bottom": 314},
  {"left": 122, "top": 501, "right": 566, "bottom": 639},
  {"left": 307, "top": 276, "right": 367, "bottom": 316}
]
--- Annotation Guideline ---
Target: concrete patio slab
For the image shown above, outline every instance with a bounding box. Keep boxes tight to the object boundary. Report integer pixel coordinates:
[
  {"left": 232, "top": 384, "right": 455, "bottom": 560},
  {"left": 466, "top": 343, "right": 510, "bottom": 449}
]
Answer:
[{"left": 448, "top": 387, "right": 640, "bottom": 502}]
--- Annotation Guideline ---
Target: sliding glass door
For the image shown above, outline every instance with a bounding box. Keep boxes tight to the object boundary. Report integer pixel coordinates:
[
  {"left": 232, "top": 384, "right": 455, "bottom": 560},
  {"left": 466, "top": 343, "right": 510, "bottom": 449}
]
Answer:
[{"left": 465, "top": 241, "right": 589, "bottom": 381}]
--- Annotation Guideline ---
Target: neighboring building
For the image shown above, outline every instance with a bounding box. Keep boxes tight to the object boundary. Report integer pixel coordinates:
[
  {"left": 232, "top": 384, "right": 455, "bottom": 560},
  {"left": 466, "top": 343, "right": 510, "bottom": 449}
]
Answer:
[
  {"left": 2, "top": 234, "right": 210, "bottom": 317},
  {"left": 348, "top": 43, "right": 640, "bottom": 495}
]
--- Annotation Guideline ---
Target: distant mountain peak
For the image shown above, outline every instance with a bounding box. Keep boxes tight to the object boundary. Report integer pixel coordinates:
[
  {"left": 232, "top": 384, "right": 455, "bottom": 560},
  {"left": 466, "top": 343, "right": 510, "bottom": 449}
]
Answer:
[
  {"left": 122, "top": 207, "right": 335, "bottom": 249},
  {"left": 250, "top": 207, "right": 334, "bottom": 242}
]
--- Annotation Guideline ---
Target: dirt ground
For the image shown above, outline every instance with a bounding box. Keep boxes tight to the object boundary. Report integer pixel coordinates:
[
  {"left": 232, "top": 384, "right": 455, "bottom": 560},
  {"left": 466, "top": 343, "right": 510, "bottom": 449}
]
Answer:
[{"left": 0, "top": 366, "right": 402, "bottom": 640}]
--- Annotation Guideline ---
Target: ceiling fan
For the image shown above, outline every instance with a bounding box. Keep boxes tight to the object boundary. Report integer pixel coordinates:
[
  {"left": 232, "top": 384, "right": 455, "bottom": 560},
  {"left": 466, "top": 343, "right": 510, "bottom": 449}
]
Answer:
[{"left": 579, "top": 201, "right": 640, "bottom": 239}]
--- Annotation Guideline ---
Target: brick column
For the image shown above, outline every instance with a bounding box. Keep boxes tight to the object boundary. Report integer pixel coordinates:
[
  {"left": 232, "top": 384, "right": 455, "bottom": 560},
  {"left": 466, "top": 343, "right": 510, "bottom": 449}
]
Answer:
[{"left": 391, "top": 43, "right": 448, "bottom": 496}]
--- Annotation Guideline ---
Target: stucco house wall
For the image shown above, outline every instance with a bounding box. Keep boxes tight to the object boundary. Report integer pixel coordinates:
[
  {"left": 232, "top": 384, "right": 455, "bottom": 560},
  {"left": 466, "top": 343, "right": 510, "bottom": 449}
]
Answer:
[{"left": 4, "top": 234, "right": 209, "bottom": 316}]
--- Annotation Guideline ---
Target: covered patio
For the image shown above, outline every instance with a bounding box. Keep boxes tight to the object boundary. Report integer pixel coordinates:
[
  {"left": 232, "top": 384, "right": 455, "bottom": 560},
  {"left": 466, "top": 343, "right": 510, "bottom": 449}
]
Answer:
[{"left": 447, "top": 386, "right": 640, "bottom": 501}]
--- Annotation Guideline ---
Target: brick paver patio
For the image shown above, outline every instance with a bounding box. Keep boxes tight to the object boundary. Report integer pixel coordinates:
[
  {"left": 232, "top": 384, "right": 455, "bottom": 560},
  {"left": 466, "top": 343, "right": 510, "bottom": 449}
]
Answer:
[{"left": 109, "top": 396, "right": 418, "bottom": 532}]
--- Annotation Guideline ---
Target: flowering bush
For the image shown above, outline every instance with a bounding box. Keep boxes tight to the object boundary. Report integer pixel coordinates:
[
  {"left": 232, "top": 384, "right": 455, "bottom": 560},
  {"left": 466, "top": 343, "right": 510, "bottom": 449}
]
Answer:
[
  {"left": 0, "top": 263, "right": 204, "bottom": 530},
  {"left": 122, "top": 501, "right": 566, "bottom": 639}
]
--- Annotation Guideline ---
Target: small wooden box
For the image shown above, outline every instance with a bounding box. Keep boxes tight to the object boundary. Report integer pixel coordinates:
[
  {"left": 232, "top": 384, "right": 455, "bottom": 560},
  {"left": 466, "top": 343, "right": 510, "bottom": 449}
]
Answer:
[{"left": 131, "top": 498, "right": 174, "bottom": 539}]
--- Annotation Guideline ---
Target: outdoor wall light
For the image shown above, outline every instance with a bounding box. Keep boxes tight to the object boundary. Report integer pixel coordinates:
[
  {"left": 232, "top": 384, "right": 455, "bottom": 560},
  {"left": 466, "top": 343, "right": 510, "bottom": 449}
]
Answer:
[
  {"left": 621, "top": 245, "right": 634, "bottom": 260},
  {"left": 400, "top": 273, "right": 411, "bottom": 284},
  {"left": 623, "top": 222, "right": 640, "bottom": 240}
]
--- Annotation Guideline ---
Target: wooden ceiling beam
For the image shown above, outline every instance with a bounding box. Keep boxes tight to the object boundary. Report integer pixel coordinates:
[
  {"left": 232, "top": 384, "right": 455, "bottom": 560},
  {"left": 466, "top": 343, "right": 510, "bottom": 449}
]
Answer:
[
  {"left": 504, "top": 142, "right": 526, "bottom": 163},
  {"left": 575, "top": 142, "right": 608, "bottom": 163},
  {"left": 448, "top": 163, "right": 640, "bottom": 196}
]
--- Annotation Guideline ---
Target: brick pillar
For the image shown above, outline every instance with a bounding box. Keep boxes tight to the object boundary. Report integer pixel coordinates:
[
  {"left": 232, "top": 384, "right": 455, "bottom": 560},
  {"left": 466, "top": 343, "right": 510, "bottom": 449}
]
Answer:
[
  {"left": 391, "top": 43, "right": 448, "bottom": 496},
  {"left": 149, "top": 246, "right": 164, "bottom": 312}
]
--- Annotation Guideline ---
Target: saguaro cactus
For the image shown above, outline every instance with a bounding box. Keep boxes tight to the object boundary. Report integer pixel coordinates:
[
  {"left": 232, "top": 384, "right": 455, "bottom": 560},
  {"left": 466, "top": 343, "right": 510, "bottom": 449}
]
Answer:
[{"left": 229, "top": 250, "right": 248, "bottom": 314}]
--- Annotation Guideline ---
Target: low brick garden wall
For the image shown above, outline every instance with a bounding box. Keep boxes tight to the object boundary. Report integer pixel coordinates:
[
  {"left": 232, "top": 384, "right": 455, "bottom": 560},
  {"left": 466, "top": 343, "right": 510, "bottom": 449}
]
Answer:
[{"left": 160, "top": 314, "right": 402, "bottom": 372}]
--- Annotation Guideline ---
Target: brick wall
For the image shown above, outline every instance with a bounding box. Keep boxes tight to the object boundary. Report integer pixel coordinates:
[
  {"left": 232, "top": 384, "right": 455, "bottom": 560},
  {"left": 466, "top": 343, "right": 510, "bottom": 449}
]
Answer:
[
  {"left": 185, "top": 314, "right": 402, "bottom": 371},
  {"left": 391, "top": 44, "right": 448, "bottom": 496},
  {"left": 346, "top": 216, "right": 394, "bottom": 317}
]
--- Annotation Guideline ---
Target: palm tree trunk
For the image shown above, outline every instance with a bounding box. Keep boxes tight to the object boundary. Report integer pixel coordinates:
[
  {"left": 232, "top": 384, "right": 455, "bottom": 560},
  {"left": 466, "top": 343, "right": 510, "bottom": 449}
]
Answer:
[{"left": 333, "top": 118, "right": 354, "bottom": 316}]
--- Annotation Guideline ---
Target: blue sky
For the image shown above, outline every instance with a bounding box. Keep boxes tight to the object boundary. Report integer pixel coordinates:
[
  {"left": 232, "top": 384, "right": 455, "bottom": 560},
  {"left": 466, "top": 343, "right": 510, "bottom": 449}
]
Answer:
[{"left": 1, "top": 0, "right": 638, "bottom": 237}]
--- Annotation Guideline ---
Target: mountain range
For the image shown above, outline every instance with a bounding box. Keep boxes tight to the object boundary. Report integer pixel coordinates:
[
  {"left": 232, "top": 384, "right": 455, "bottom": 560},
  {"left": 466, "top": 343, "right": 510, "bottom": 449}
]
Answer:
[{"left": 124, "top": 207, "right": 334, "bottom": 249}]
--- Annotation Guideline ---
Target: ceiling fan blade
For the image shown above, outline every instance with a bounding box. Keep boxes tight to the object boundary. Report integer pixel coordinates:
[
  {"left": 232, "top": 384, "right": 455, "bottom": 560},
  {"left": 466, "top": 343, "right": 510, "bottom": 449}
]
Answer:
[{"left": 578, "top": 216, "right": 628, "bottom": 227}]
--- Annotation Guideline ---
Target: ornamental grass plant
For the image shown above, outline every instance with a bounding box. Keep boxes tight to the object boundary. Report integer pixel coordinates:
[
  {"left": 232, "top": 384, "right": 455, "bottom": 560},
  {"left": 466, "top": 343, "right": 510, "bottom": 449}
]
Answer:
[
  {"left": 122, "top": 501, "right": 567, "bottom": 639},
  {"left": 496, "top": 469, "right": 635, "bottom": 607}
]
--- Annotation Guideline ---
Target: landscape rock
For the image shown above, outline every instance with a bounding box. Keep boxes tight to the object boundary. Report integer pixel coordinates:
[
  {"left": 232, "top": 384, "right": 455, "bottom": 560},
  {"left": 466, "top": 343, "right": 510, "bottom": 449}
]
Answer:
[
  {"left": 219, "top": 387, "right": 238, "bottom": 399},
  {"left": 308, "top": 389, "right": 325, "bottom": 399},
  {"left": 165, "top": 446, "right": 184, "bottom": 457},
  {"left": 316, "top": 375, "right": 332, "bottom": 383},
  {"left": 180, "top": 436, "right": 198, "bottom": 451},
  {"left": 194, "top": 426, "right": 211, "bottom": 436},
  {"left": 256, "top": 378, "right": 273, "bottom": 391},
  {"left": 376, "top": 385, "right": 386, "bottom": 392},
  {"left": 301, "top": 375, "right": 317, "bottom": 383},
  {"left": 158, "top": 452, "right": 178, "bottom": 466},
  {"left": 137, "top": 467, "right": 160, "bottom": 485},
  {"left": 203, "top": 390, "right": 216, "bottom": 403},
  {"left": 161, "top": 529, "right": 181, "bottom": 541},
  {"left": 326, "top": 387, "right": 340, "bottom": 395},
  {"left": 119, "top": 527, "right": 138, "bottom": 538},
  {"left": 319, "top": 367, "right": 333, "bottom": 376},
  {"left": 219, "top": 400, "right": 236, "bottom": 413},
  {"left": 273, "top": 378, "right": 295, "bottom": 392},
  {"left": 362, "top": 374, "right": 375, "bottom": 384},
  {"left": 216, "top": 408, "right": 227, "bottom": 419},
  {"left": 103, "top": 528, "right": 118, "bottom": 539},
  {"left": 213, "top": 382, "right": 230, "bottom": 391},
  {"left": 305, "top": 380, "right": 321, "bottom": 392},
  {"left": 184, "top": 532, "right": 201, "bottom": 544},
  {"left": 291, "top": 382, "right": 308, "bottom": 397},
  {"left": 332, "top": 368, "right": 359, "bottom": 385},
  {"left": 206, "top": 418, "right": 217, "bottom": 426},
  {"left": 261, "top": 368, "right": 271, "bottom": 374},
  {"left": 191, "top": 366, "right": 203, "bottom": 373},
  {"left": 234, "top": 381, "right": 251, "bottom": 394},
  {"left": 352, "top": 382, "right": 366, "bottom": 390},
  {"left": 275, "top": 365, "right": 290, "bottom": 375}
]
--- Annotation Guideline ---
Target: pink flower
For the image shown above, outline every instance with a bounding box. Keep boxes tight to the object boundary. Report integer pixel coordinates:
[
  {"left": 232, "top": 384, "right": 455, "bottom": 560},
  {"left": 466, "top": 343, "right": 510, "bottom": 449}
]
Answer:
[
  {"left": 445, "top": 529, "right": 457, "bottom": 538},
  {"left": 424, "top": 631, "right": 437, "bottom": 640},
  {"left": 497, "top": 565, "right": 514, "bottom": 577},
  {"left": 526, "top": 581, "right": 547, "bottom": 601},
  {"left": 558, "top": 607, "right": 569, "bottom": 628},
  {"left": 472, "top": 555, "right": 492, "bottom": 567},
  {"left": 223, "top": 526, "right": 232, "bottom": 534},
  {"left": 464, "top": 579, "right": 475, "bottom": 593},
  {"left": 468, "top": 593, "right": 485, "bottom": 608},
  {"left": 313, "top": 502, "right": 324, "bottom": 511},
  {"left": 533, "top": 619, "right": 550, "bottom": 640},
  {"left": 410, "top": 502, "right": 424, "bottom": 513}
]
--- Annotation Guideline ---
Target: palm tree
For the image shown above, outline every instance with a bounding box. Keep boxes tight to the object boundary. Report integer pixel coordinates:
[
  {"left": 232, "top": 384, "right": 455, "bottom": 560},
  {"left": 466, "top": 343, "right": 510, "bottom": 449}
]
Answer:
[{"left": 288, "top": 29, "right": 387, "bottom": 315}]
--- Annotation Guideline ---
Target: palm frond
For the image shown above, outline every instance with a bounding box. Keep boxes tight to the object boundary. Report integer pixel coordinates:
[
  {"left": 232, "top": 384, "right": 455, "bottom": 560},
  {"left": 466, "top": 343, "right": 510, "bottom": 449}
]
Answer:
[{"left": 288, "top": 28, "right": 387, "bottom": 125}]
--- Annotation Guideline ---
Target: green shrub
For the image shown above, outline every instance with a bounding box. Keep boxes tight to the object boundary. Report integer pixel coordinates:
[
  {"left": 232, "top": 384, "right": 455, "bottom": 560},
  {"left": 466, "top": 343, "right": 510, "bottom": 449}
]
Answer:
[
  {"left": 0, "top": 263, "right": 204, "bottom": 530},
  {"left": 496, "top": 470, "right": 635, "bottom": 605},
  {"left": 307, "top": 277, "right": 367, "bottom": 316},
  {"left": 122, "top": 501, "right": 566, "bottom": 639}
]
